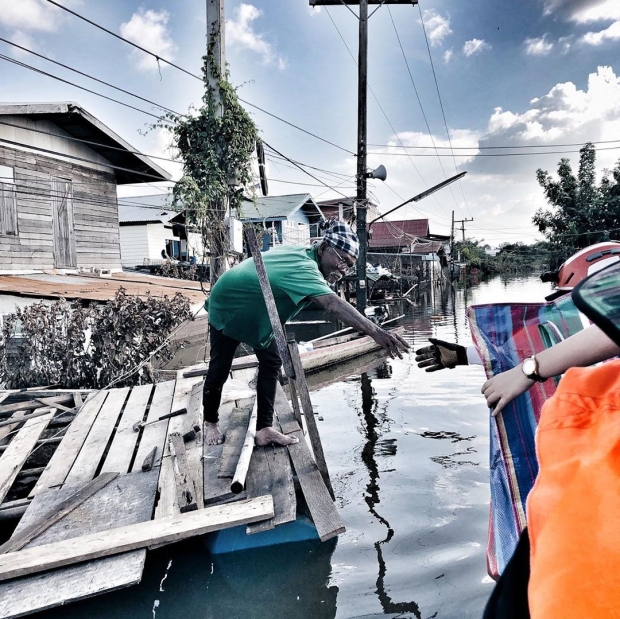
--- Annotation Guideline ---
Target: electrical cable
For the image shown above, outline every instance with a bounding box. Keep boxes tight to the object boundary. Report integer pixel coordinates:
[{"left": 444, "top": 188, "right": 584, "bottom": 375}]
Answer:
[
  {"left": 417, "top": 2, "right": 470, "bottom": 218},
  {"left": 43, "top": 0, "right": 355, "bottom": 156},
  {"left": 0, "top": 54, "right": 167, "bottom": 121},
  {"left": 387, "top": 6, "right": 461, "bottom": 215},
  {"left": 0, "top": 37, "right": 181, "bottom": 117},
  {"left": 324, "top": 7, "right": 451, "bottom": 217}
]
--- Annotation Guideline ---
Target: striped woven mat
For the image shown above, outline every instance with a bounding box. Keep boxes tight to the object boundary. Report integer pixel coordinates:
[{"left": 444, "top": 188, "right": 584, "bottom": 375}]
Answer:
[{"left": 468, "top": 294, "right": 585, "bottom": 577}]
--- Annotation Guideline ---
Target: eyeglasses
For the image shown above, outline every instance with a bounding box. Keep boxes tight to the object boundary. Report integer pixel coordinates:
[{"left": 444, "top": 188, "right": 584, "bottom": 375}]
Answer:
[{"left": 328, "top": 245, "right": 355, "bottom": 275}]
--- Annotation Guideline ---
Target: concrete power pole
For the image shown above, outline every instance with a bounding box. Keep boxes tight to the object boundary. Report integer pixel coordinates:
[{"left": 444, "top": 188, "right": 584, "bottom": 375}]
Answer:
[
  {"left": 206, "top": 0, "right": 228, "bottom": 285},
  {"left": 309, "top": 0, "right": 418, "bottom": 313}
]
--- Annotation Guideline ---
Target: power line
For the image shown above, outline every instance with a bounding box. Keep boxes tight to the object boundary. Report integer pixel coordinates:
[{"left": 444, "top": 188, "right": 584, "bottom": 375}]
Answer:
[
  {"left": 263, "top": 141, "right": 350, "bottom": 199},
  {"left": 0, "top": 136, "right": 169, "bottom": 181},
  {"left": 0, "top": 119, "right": 180, "bottom": 165},
  {"left": 0, "top": 37, "right": 180, "bottom": 117},
  {"left": 45, "top": 0, "right": 202, "bottom": 80},
  {"left": 0, "top": 54, "right": 167, "bottom": 121},
  {"left": 324, "top": 7, "right": 451, "bottom": 217},
  {"left": 417, "top": 3, "right": 470, "bottom": 219},
  {"left": 367, "top": 146, "right": 620, "bottom": 157},
  {"left": 43, "top": 0, "right": 355, "bottom": 156},
  {"left": 386, "top": 6, "right": 461, "bottom": 215},
  {"left": 368, "top": 139, "right": 620, "bottom": 150}
]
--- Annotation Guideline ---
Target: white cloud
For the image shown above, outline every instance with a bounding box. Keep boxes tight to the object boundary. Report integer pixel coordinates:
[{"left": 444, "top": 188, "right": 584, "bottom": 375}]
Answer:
[
  {"left": 119, "top": 9, "right": 176, "bottom": 72},
  {"left": 0, "top": 0, "right": 80, "bottom": 32},
  {"left": 421, "top": 9, "right": 452, "bottom": 47},
  {"left": 9, "top": 31, "right": 38, "bottom": 57},
  {"left": 540, "top": 0, "right": 620, "bottom": 23},
  {"left": 581, "top": 20, "right": 620, "bottom": 44},
  {"left": 443, "top": 48, "right": 453, "bottom": 63},
  {"left": 524, "top": 34, "right": 554, "bottom": 55},
  {"left": 227, "top": 4, "right": 287, "bottom": 69},
  {"left": 463, "top": 39, "right": 491, "bottom": 56},
  {"left": 362, "top": 65, "right": 620, "bottom": 244}
]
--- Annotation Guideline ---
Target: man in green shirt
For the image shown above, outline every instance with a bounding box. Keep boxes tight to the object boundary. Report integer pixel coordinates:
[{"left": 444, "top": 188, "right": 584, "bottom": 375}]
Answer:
[{"left": 204, "top": 221, "right": 409, "bottom": 446}]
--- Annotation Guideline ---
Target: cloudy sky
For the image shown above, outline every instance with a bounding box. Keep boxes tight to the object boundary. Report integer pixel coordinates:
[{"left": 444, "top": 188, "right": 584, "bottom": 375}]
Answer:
[{"left": 1, "top": 0, "right": 619, "bottom": 245}]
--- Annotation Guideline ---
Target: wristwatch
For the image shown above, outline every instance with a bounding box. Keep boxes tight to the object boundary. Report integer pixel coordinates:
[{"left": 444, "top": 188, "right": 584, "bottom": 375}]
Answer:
[{"left": 522, "top": 355, "right": 547, "bottom": 382}]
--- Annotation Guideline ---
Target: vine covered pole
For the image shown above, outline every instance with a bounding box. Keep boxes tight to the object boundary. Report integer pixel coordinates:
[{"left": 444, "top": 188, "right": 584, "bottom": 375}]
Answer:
[{"left": 206, "top": 0, "right": 229, "bottom": 284}]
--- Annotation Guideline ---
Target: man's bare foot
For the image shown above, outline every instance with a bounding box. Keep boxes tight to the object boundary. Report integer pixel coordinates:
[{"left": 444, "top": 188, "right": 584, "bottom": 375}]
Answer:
[
  {"left": 255, "top": 427, "right": 299, "bottom": 446},
  {"left": 205, "top": 421, "right": 224, "bottom": 445}
]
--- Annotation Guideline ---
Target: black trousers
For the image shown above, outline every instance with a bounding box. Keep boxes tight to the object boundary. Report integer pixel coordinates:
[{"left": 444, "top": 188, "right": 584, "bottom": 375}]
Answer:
[{"left": 203, "top": 325, "right": 282, "bottom": 431}]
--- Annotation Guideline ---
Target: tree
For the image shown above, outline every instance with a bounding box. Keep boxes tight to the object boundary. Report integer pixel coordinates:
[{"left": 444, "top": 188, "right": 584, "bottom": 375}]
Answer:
[{"left": 533, "top": 143, "right": 620, "bottom": 252}]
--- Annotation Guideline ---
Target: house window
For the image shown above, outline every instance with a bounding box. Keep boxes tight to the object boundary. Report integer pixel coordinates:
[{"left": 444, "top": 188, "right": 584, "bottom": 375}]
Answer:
[{"left": 0, "top": 165, "right": 17, "bottom": 236}]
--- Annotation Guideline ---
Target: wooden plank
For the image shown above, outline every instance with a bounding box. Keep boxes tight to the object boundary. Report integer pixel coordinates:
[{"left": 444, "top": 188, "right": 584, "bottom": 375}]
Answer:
[
  {"left": 0, "top": 555, "right": 145, "bottom": 619},
  {"left": 203, "top": 402, "right": 245, "bottom": 506},
  {"left": 131, "top": 380, "right": 175, "bottom": 473},
  {"left": 276, "top": 382, "right": 302, "bottom": 436},
  {"left": 0, "top": 470, "right": 159, "bottom": 617},
  {"left": 288, "top": 341, "right": 334, "bottom": 499},
  {"left": 100, "top": 384, "right": 152, "bottom": 475},
  {"left": 63, "top": 387, "right": 130, "bottom": 487},
  {"left": 245, "top": 228, "right": 295, "bottom": 377},
  {"left": 154, "top": 375, "right": 202, "bottom": 520},
  {"left": 73, "top": 393, "right": 83, "bottom": 409},
  {"left": 28, "top": 391, "right": 108, "bottom": 498},
  {"left": 168, "top": 433, "right": 198, "bottom": 513},
  {"left": 0, "top": 395, "right": 73, "bottom": 417},
  {"left": 287, "top": 373, "right": 304, "bottom": 430},
  {"left": 246, "top": 443, "right": 296, "bottom": 534},
  {"left": 0, "top": 496, "right": 274, "bottom": 582},
  {"left": 0, "top": 410, "right": 55, "bottom": 503},
  {"left": 183, "top": 381, "right": 204, "bottom": 508},
  {"left": 0, "top": 472, "right": 119, "bottom": 554},
  {"left": 274, "top": 382, "right": 345, "bottom": 542},
  {"left": 217, "top": 405, "right": 252, "bottom": 479}
]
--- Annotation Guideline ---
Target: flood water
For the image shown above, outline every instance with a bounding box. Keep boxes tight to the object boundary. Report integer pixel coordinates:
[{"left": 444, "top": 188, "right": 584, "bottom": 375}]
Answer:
[{"left": 38, "top": 274, "right": 553, "bottom": 619}]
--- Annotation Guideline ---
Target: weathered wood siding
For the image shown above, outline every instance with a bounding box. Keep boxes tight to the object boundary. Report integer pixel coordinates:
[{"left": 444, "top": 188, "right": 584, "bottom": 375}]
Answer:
[{"left": 0, "top": 145, "right": 121, "bottom": 272}]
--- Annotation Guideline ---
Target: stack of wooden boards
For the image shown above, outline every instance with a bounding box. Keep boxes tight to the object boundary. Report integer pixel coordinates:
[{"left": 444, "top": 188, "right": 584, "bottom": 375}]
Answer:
[{"left": 0, "top": 363, "right": 344, "bottom": 617}]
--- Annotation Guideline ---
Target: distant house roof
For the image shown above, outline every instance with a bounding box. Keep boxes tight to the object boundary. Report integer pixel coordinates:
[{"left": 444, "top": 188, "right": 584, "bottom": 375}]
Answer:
[
  {"left": 118, "top": 195, "right": 182, "bottom": 225},
  {"left": 369, "top": 219, "right": 430, "bottom": 249},
  {"left": 316, "top": 197, "right": 380, "bottom": 223},
  {"left": 0, "top": 102, "right": 171, "bottom": 184},
  {"left": 238, "top": 194, "right": 324, "bottom": 221}
]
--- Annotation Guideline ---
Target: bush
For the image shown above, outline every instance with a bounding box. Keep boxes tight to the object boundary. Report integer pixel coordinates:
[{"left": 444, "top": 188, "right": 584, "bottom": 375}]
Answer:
[{"left": 0, "top": 288, "right": 192, "bottom": 389}]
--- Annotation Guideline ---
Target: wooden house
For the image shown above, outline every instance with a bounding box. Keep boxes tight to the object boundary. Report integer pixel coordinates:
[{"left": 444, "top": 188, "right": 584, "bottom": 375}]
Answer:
[
  {"left": 0, "top": 102, "right": 170, "bottom": 274},
  {"left": 117, "top": 194, "right": 206, "bottom": 267},
  {"left": 235, "top": 194, "right": 325, "bottom": 249}
]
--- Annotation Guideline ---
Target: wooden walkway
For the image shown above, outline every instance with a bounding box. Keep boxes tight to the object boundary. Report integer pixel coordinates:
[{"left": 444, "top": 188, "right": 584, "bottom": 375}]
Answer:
[{"left": 0, "top": 365, "right": 343, "bottom": 617}]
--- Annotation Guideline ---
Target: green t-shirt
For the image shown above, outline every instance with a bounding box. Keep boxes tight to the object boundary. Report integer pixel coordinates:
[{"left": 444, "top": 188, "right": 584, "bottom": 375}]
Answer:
[{"left": 206, "top": 245, "right": 335, "bottom": 349}]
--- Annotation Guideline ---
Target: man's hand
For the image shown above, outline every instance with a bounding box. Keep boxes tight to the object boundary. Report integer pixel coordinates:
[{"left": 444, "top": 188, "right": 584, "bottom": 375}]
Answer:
[
  {"left": 372, "top": 328, "right": 410, "bottom": 359},
  {"left": 481, "top": 365, "right": 535, "bottom": 416},
  {"left": 415, "top": 338, "right": 468, "bottom": 372}
]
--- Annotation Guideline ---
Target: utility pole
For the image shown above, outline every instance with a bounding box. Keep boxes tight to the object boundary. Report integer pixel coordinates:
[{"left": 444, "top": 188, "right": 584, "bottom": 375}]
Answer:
[
  {"left": 206, "top": 0, "right": 228, "bottom": 285},
  {"left": 453, "top": 217, "right": 474, "bottom": 242},
  {"left": 310, "top": 0, "right": 418, "bottom": 313},
  {"left": 450, "top": 210, "right": 455, "bottom": 256}
]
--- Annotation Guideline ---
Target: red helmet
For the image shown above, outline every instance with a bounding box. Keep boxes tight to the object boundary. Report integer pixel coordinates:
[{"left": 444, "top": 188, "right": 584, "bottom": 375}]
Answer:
[{"left": 545, "top": 242, "right": 620, "bottom": 301}]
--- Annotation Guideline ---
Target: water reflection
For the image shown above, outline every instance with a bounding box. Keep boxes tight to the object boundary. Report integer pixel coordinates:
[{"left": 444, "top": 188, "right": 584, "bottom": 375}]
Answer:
[{"left": 358, "top": 370, "right": 422, "bottom": 619}]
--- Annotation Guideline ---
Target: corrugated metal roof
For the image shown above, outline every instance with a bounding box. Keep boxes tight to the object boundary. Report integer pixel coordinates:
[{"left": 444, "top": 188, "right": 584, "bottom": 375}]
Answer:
[
  {"left": 371, "top": 219, "right": 429, "bottom": 239},
  {"left": 117, "top": 199, "right": 182, "bottom": 225},
  {"left": 238, "top": 194, "right": 321, "bottom": 220}
]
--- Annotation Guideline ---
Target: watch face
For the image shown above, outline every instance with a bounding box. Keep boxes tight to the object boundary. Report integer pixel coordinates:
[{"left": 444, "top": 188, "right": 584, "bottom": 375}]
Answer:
[{"left": 522, "top": 357, "right": 537, "bottom": 376}]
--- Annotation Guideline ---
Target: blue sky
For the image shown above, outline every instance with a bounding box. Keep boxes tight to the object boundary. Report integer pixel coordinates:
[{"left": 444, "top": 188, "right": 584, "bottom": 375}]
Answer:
[{"left": 1, "top": 0, "right": 619, "bottom": 245}]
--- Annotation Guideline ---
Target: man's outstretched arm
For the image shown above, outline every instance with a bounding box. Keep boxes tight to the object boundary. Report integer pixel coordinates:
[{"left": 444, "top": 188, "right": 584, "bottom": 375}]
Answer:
[{"left": 311, "top": 294, "right": 409, "bottom": 359}]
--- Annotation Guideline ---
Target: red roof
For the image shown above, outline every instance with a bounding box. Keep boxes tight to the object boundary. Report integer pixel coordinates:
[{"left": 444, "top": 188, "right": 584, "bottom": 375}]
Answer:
[{"left": 368, "top": 219, "right": 430, "bottom": 249}]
